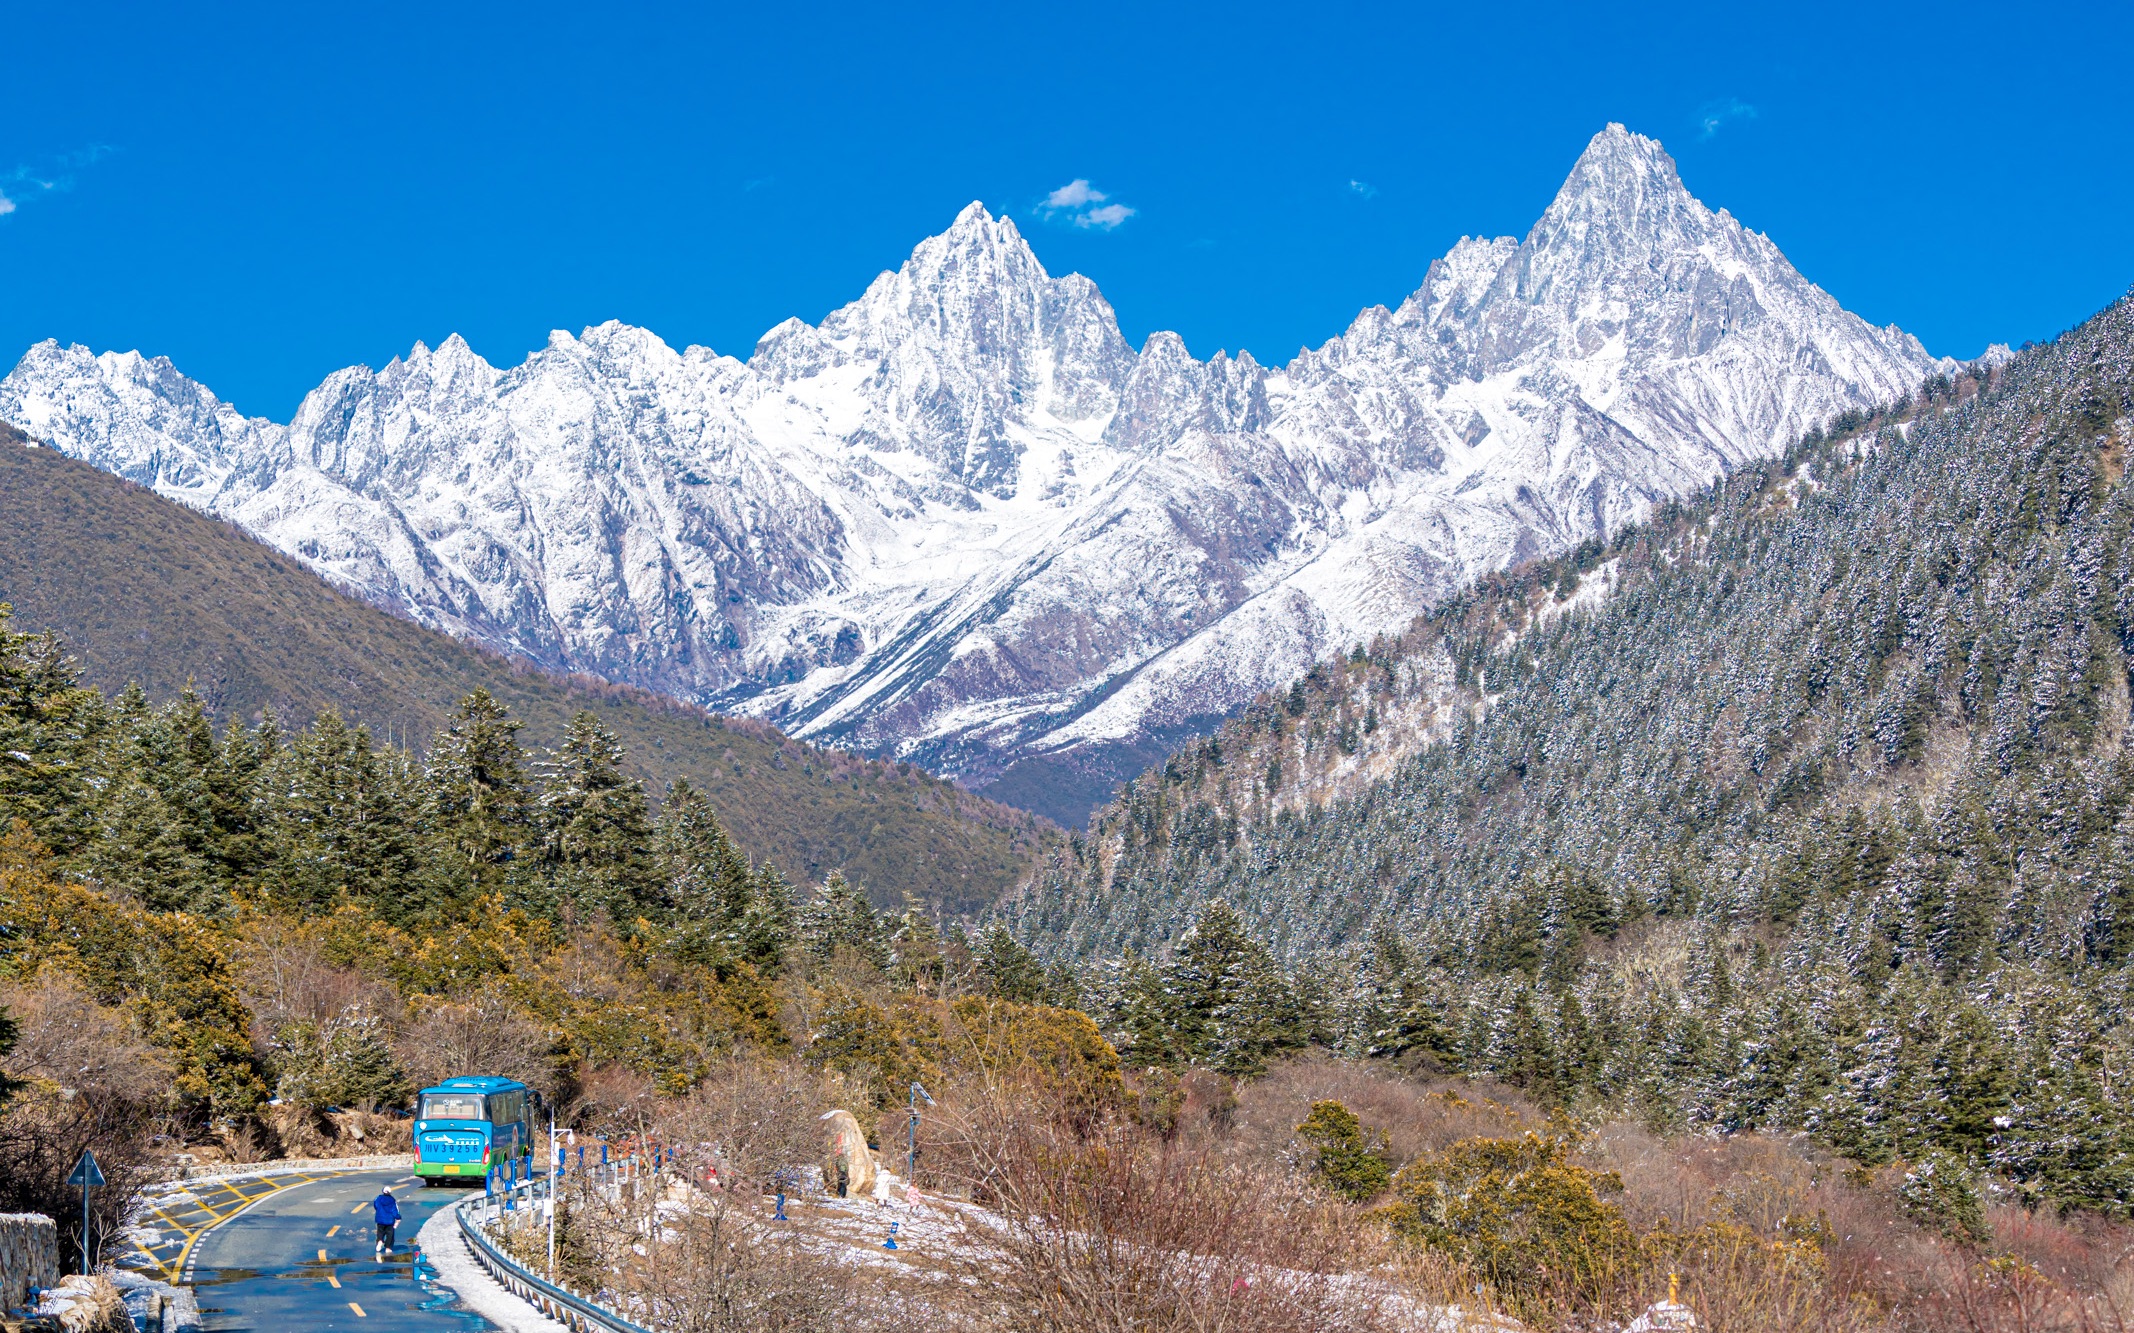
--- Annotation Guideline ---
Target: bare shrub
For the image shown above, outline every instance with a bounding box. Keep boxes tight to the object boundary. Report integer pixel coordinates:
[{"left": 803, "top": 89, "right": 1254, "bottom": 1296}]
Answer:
[
  {"left": 497, "top": 1154, "right": 865, "bottom": 1332},
  {"left": 239, "top": 927, "right": 402, "bottom": 1038},
  {"left": 0, "top": 973, "right": 167, "bottom": 1271},
  {"left": 1225, "top": 1053, "right": 1544, "bottom": 1169},
  {"left": 1, "top": 971, "right": 174, "bottom": 1105},
  {"left": 395, "top": 982, "right": 557, "bottom": 1097},
  {"left": 238, "top": 928, "right": 410, "bottom": 1110},
  {"left": 617, "top": 1194, "right": 866, "bottom": 1333},
  {"left": 929, "top": 1079, "right": 1399, "bottom": 1333},
  {"left": 654, "top": 1052, "right": 858, "bottom": 1193},
  {"left": 563, "top": 1062, "right": 659, "bottom": 1137}
]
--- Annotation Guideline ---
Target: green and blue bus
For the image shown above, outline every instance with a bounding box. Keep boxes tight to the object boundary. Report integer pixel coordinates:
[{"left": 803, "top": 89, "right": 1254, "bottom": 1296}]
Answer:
[{"left": 412, "top": 1076, "right": 535, "bottom": 1184}]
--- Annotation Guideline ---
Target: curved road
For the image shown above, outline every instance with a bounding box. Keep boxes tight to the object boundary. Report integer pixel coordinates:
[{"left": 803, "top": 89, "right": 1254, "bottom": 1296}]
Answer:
[{"left": 186, "top": 1168, "right": 499, "bottom": 1331}]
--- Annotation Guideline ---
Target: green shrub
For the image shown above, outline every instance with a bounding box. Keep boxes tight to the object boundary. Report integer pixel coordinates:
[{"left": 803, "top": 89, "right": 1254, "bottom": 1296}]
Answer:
[
  {"left": 1295, "top": 1099, "right": 1392, "bottom": 1200},
  {"left": 1377, "top": 1133, "right": 1635, "bottom": 1299}
]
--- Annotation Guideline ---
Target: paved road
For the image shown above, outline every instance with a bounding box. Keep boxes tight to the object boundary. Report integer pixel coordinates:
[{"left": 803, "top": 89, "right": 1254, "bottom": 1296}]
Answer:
[{"left": 183, "top": 1168, "right": 500, "bottom": 1331}]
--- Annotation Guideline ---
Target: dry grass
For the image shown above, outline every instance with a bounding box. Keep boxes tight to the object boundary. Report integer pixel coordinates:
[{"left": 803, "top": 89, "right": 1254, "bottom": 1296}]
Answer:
[{"left": 1215, "top": 1052, "right": 1545, "bottom": 1166}]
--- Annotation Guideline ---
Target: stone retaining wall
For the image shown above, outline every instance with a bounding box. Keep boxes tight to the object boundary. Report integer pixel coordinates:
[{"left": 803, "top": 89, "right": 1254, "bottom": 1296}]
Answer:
[
  {"left": 0, "top": 1211, "right": 59, "bottom": 1313},
  {"left": 148, "top": 1152, "right": 413, "bottom": 1184}
]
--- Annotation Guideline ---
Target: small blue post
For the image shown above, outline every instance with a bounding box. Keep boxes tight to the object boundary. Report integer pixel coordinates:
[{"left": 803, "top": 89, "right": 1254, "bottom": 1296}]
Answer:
[
  {"left": 774, "top": 1193, "right": 788, "bottom": 1221},
  {"left": 883, "top": 1220, "right": 900, "bottom": 1250},
  {"left": 600, "top": 1141, "right": 609, "bottom": 1167},
  {"left": 577, "top": 1144, "right": 585, "bottom": 1174}
]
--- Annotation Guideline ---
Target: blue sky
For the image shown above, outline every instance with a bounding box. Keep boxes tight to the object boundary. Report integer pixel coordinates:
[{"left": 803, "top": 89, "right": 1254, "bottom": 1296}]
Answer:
[{"left": 4, "top": 1, "right": 2128, "bottom": 420}]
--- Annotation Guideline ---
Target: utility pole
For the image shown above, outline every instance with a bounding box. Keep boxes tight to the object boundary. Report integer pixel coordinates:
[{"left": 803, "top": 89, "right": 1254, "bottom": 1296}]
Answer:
[{"left": 546, "top": 1098, "right": 558, "bottom": 1283}]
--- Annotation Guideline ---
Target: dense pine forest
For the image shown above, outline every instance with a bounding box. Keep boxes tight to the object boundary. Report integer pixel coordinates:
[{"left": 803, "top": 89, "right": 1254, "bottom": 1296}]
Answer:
[
  {"left": 1004, "top": 297, "right": 2134, "bottom": 1225},
  {"left": 0, "top": 629, "right": 1102, "bottom": 1255}
]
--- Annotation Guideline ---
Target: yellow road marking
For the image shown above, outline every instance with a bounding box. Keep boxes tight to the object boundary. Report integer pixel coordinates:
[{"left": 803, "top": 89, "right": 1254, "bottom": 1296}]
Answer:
[
  {"left": 326, "top": 1225, "right": 339, "bottom": 1237},
  {"left": 328, "top": 1274, "right": 341, "bottom": 1288},
  {"left": 149, "top": 1207, "right": 193, "bottom": 1237},
  {"left": 318, "top": 1249, "right": 328, "bottom": 1261},
  {"left": 349, "top": 1301, "right": 366, "bottom": 1316},
  {"left": 351, "top": 1203, "right": 367, "bottom": 1214},
  {"left": 132, "top": 1169, "right": 364, "bottom": 1284}
]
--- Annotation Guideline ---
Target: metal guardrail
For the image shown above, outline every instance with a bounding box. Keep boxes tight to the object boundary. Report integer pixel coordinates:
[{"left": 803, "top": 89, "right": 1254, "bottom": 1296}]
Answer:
[{"left": 455, "top": 1188, "right": 651, "bottom": 1333}]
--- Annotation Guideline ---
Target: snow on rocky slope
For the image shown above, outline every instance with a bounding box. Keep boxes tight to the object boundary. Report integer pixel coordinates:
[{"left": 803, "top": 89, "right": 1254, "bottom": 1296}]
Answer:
[{"left": 0, "top": 126, "right": 1945, "bottom": 822}]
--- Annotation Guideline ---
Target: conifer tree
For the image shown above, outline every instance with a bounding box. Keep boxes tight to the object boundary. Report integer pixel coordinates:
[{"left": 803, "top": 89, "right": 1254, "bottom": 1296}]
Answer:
[
  {"left": 974, "top": 924, "right": 1048, "bottom": 1003},
  {"left": 798, "top": 871, "right": 889, "bottom": 970},
  {"left": 656, "top": 778, "right": 755, "bottom": 923},
  {"left": 536, "top": 712, "right": 662, "bottom": 921},
  {"left": 425, "top": 688, "right": 532, "bottom": 905},
  {"left": 260, "top": 711, "right": 421, "bottom": 917}
]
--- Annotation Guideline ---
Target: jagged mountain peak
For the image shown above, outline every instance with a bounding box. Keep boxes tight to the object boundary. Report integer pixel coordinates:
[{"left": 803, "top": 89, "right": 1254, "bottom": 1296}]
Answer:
[
  {"left": 747, "top": 201, "right": 1135, "bottom": 491},
  {"left": 855, "top": 203, "right": 1057, "bottom": 328},
  {"left": 1563, "top": 122, "right": 1678, "bottom": 189},
  {"left": 2, "top": 127, "right": 1945, "bottom": 823},
  {"left": 1521, "top": 124, "right": 1715, "bottom": 289}
]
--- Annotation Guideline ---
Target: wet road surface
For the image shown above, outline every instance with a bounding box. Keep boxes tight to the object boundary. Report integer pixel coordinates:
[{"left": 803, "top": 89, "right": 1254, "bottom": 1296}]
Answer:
[{"left": 176, "top": 1168, "right": 499, "bottom": 1331}]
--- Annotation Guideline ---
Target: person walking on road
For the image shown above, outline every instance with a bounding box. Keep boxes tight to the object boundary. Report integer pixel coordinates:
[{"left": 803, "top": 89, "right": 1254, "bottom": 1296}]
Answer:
[{"left": 373, "top": 1186, "right": 402, "bottom": 1258}]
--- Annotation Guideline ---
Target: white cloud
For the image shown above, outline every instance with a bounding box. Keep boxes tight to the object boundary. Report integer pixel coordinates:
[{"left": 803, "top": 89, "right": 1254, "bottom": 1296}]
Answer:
[
  {"left": 1697, "top": 98, "right": 1758, "bottom": 141},
  {"left": 1043, "top": 179, "right": 1104, "bottom": 210},
  {"left": 1076, "top": 202, "right": 1135, "bottom": 230},
  {"left": 1038, "top": 178, "right": 1137, "bottom": 231},
  {"left": 1, "top": 145, "right": 112, "bottom": 220},
  {"left": 1349, "top": 179, "right": 1378, "bottom": 200}
]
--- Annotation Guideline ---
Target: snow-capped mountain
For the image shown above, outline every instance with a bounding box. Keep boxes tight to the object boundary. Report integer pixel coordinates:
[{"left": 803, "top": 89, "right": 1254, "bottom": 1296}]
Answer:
[{"left": 0, "top": 126, "right": 1946, "bottom": 822}]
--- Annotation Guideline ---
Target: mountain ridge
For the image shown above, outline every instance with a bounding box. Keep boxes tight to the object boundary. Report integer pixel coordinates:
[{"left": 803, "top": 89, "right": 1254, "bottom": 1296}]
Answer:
[
  {"left": 0, "top": 421, "right": 1049, "bottom": 913},
  {"left": 1003, "top": 302, "right": 2116, "bottom": 961},
  {"left": 1, "top": 125, "right": 1945, "bottom": 822}
]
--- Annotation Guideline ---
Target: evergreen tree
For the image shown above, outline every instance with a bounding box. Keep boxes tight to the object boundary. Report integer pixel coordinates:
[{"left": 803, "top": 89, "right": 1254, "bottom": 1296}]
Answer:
[
  {"left": 974, "top": 924, "right": 1048, "bottom": 1003},
  {"left": 656, "top": 778, "right": 755, "bottom": 923},
  {"left": 536, "top": 712, "right": 662, "bottom": 921},
  {"left": 425, "top": 688, "right": 533, "bottom": 906},
  {"left": 259, "top": 711, "right": 421, "bottom": 918},
  {"left": 798, "top": 871, "right": 890, "bottom": 970}
]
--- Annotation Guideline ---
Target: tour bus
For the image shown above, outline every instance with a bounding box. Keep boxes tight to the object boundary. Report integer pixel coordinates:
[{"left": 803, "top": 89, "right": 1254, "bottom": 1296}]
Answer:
[{"left": 412, "top": 1076, "right": 535, "bottom": 1184}]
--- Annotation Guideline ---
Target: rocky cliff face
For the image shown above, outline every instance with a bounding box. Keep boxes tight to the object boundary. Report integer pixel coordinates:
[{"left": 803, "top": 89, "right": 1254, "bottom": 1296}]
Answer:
[{"left": 1, "top": 126, "right": 1945, "bottom": 822}]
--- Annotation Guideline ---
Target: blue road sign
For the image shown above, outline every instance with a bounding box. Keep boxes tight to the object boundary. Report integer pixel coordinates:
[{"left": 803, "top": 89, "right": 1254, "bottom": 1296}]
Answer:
[{"left": 67, "top": 1151, "right": 105, "bottom": 1188}]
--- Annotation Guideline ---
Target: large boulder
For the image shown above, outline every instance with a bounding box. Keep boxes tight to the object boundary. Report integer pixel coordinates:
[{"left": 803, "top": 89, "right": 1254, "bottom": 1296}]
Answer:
[{"left": 818, "top": 1109, "right": 875, "bottom": 1199}]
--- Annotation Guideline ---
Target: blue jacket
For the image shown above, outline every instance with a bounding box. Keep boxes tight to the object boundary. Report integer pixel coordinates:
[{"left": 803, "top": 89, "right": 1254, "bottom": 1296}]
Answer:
[{"left": 373, "top": 1192, "right": 401, "bottom": 1225}]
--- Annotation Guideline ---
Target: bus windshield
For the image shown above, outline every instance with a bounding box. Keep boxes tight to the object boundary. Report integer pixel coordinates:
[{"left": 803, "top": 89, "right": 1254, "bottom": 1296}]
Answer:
[{"left": 421, "top": 1093, "right": 487, "bottom": 1121}]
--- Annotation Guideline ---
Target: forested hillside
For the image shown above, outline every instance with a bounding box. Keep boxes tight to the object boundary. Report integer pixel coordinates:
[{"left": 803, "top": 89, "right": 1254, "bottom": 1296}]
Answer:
[
  {"left": 0, "top": 427, "right": 1048, "bottom": 913},
  {"left": 1004, "top": 297, "right": 2134, "bottom": 1217}
]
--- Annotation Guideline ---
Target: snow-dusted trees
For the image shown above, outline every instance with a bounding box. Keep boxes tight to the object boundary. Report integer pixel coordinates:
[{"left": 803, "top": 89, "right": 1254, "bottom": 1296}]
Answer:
[{"left": 1020, "top": 295, "right": 2134, "bottom": 1215}]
